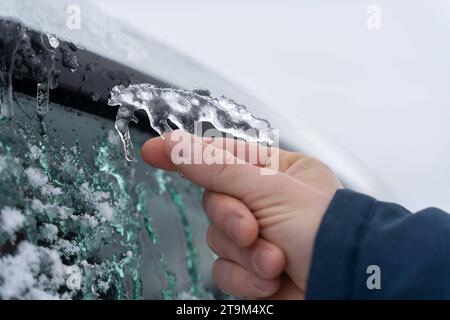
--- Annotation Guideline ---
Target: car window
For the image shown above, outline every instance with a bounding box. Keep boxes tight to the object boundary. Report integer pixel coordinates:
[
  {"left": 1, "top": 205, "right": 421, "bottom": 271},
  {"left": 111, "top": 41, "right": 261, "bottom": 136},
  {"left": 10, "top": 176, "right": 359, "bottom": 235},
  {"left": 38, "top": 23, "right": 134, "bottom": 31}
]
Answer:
[{"left": 0, "top": 87, "right": 217, "bottom": 299}]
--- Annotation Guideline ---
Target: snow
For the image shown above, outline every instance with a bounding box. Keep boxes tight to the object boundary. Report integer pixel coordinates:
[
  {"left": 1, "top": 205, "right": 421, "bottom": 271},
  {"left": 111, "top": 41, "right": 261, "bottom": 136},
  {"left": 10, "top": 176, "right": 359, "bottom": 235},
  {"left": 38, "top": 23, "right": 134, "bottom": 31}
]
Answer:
[
  {"left": 0, "top": 242, "right": 67, "bottom": 300},
  {"left": 83, "top": 214, "right": 99, "bottom": 227},
  {"left": 0, "top": 207, "right": 25, "bottom": 237},
  {"left": 28, "top": 145, "right": 42, "bottom": 160},
  {"left": 56, "top": 239, "right": 80, "bottom": 256},
  {"left": 25, "top": 167, "right": 47, "bottom": 188},
  {"left": 42, "top": 223, "right": 58, "bottom": 241},
  {"left": 80, "top": 182, "right": 114, "bottom": 221},
  {"left": 25, "top": 167, "right": 63, "bottom": 196},
  {"left": 31, "top": 199, "right": 73, "bottom": 220},
  {"left": 66, "top": 265, "right": 82, "bottom": 290},
  {"left": 96, "top": 202, "right": 113, "bottom": 221}
]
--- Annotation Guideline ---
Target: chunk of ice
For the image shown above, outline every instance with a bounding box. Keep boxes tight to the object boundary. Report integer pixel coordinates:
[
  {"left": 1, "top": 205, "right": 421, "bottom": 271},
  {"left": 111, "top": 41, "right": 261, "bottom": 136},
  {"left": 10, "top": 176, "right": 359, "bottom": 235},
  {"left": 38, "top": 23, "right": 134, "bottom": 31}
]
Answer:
[{"left": 108, "top": 84, "right": 275, "bottom": 161}]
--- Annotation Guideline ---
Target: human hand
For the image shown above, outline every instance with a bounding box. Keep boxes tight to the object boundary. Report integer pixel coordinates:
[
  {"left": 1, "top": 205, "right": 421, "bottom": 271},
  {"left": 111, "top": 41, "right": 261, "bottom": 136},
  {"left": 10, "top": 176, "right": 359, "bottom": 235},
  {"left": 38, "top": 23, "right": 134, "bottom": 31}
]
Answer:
[{"left": 141, "top": 130, "right": 342, "bottom": 299}]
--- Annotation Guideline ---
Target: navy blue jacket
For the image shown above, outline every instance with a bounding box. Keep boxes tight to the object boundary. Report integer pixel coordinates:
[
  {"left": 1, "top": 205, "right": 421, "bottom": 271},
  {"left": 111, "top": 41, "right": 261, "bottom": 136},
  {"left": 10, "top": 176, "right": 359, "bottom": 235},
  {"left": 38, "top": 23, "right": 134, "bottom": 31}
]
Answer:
[{"left": 306, "top": 189, "right": 450, "bottom": 299}]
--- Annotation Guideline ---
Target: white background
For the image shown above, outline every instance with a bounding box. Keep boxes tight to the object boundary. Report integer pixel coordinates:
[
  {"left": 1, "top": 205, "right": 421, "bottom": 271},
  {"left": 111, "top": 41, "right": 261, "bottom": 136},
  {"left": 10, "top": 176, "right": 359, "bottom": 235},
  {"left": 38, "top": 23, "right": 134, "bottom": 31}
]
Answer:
[{"left": 94, "top": 0, "right": 450, "bottom": 212}]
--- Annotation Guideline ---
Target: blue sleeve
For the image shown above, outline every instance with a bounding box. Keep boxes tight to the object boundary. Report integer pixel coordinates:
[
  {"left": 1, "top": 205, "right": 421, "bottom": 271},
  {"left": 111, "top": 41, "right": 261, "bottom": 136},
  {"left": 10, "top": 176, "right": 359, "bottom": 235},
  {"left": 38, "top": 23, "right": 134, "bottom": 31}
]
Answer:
[{"left": 306, "top": 189, "right": 450, "bottom": 299}]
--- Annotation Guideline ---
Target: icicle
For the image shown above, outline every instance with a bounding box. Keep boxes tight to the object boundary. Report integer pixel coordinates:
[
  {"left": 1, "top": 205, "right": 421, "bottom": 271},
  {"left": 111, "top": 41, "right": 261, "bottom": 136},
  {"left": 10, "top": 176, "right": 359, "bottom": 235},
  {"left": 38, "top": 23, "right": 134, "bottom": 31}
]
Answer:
[
  {"left": 108, "top": 84, "right": 275, "bottom": 162},
  {"left": 0, "top": 21, "right": 21, "bottom": 120},
  {"left": 36, "top": 82, "right": 50, "bottom": 117},
  {"left": 115, "top": 106, "right": 138, "bottom": 162},
  {"left": 0, "top": 69, "right": 14, "bottom": 119}
]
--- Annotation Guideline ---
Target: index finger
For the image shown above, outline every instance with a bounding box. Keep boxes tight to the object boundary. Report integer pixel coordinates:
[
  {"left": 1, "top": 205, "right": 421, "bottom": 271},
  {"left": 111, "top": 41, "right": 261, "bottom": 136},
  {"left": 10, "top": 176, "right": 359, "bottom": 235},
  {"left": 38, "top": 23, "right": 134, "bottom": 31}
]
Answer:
[
  {"left": 141, "top": 130, "right": 287, "bottom": 200},
  {"left": 141, "top": 132, "right": 277, "bottom": 172}
]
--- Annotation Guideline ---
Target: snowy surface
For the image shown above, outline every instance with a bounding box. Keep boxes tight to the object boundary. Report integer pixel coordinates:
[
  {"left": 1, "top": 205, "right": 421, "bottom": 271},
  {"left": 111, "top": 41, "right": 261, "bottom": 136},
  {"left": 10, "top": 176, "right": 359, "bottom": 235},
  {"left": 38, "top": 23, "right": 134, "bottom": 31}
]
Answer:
[{"left": 94, "top": 0, "right": 450, "bottom": 212}]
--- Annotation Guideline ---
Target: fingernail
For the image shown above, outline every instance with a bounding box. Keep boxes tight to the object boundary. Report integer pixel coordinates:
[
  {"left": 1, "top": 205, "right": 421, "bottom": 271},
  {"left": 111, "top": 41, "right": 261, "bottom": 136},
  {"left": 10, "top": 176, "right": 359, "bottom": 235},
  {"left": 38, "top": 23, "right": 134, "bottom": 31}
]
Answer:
[
  {"left": 226, "top": 216, "right": 242, "bottom": 242},
  {"left": 251, "top": 276, "right": 273, "bottom": 295}
]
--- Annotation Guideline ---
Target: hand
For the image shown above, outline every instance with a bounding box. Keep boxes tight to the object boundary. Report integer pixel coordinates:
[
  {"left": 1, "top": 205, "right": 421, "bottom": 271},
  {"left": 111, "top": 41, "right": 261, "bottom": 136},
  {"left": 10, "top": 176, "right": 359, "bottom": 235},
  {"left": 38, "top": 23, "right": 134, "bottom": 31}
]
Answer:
[{"left": 141, "top": 130, "right": 342, "bottom": 299}]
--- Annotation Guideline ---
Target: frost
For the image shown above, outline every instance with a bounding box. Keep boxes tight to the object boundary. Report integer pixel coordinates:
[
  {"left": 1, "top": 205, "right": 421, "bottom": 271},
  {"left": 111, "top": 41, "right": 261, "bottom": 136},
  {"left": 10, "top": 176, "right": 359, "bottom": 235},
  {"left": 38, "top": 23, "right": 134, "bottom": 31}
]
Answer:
[
  {"left": 0, "top": 207, "right": 25, "bottom": 237},
  {"left": 108, "top": 84, "right": 275, "bottom": 161}
]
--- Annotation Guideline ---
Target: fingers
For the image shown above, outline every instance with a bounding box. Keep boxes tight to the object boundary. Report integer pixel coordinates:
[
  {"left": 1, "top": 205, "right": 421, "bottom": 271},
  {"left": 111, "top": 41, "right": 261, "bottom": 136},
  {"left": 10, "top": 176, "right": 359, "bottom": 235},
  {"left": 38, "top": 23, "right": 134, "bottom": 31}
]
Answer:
[
  {"left": 207, "top": 225, "right": 285, "bottom": 279},
  {"left": 212, "top": 259, "right": 281, "bottom": 298},
  {"left": 202, "top": 191, "right": 258, "bottom": 247},
  {"left": 142, "top": 130, "right": 287, "bottom": 200},
  {"left": 141, "top": 134, "right": 175, "bottom": 171},
  {"left": 141, "top": 131, "right": 278, "bottom": 172}
]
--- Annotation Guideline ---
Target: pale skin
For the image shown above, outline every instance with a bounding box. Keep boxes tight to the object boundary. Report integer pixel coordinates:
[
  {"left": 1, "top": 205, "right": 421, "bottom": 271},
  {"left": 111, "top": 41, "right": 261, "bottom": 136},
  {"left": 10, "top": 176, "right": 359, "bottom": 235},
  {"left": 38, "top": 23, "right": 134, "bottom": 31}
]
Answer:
[{"left": 141, "top": 130, "right": 343, "bottom": 299}]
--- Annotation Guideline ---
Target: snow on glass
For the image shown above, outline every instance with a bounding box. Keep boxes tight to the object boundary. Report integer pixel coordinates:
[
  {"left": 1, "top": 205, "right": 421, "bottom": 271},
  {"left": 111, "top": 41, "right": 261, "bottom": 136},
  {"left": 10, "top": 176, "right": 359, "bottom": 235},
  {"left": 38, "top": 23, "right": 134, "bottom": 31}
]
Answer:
[
  {"left": 108, "top": 84, "right": 275, "bottom": 161},
  {"left": 0, "top": 95, "right": 207, "bottom": 299},
  {"left": 0, "top": 19, "right": 272, "bottom": 300}
]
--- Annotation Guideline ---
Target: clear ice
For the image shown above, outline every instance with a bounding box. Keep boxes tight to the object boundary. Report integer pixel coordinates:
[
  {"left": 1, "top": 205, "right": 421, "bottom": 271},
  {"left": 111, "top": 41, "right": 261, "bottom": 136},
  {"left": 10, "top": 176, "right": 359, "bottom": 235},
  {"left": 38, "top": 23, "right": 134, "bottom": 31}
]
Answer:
[
  {"left": 0, "top": 20, "right": 75, "bottom": 119},
  {"left": 108, "top": 84, "right": 275, "bottom": 161}
]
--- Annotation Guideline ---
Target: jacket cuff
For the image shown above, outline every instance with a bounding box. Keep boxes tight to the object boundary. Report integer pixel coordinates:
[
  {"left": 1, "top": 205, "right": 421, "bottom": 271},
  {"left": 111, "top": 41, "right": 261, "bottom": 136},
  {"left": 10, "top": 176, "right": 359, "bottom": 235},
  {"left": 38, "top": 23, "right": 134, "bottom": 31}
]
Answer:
[{"left": 306, "top": 188, "right": 378, "bottom": 299}]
